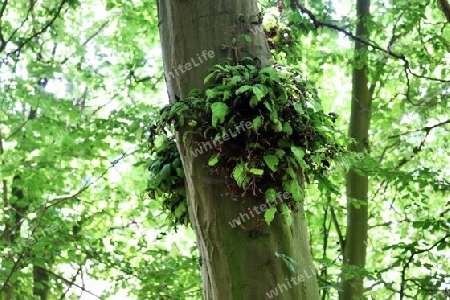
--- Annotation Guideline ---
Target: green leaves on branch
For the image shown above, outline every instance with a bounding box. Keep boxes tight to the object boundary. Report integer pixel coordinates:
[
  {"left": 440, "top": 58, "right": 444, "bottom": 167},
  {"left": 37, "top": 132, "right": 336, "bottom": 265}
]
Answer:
[
  {"left": 211, "top": 102, "right": 230, "bottom": 127},
  {"left": 146, "top": 138, "right": 188, "bottom": 227},
  {"left": 264, "top": 155, "right": 279, "bottom": 172}
]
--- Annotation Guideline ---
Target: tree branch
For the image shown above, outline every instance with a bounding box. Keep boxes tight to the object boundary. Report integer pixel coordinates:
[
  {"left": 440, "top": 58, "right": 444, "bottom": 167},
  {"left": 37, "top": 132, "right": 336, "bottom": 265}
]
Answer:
[
  {"left": 395, "top": 118, "right": 450, "bottom": 168},
  {"left": 2, "top": 0, "right": 66, "bottom": 58},
  {"left": 330, "top": 207, "right": 345, "bottom": 254},
  {"left": 0, "top": 0, "right": 35, "bottom": 54},
  {"left": 44, "top": 268, "right": 102, "bottom": 299},
  {"left": 289, "top": 0, "right": 450, "bottom": 83},
  {"left": 61, "top": 19, "right": 111, "bottom": 65}
]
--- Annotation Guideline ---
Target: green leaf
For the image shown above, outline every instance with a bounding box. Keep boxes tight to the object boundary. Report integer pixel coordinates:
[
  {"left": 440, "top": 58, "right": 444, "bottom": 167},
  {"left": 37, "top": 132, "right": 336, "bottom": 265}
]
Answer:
[
  {"left": 273, "top": 119, "right": 283, "bottom": 132},
  {"left": 264, "top": 101, "right": 273, "bottom": 112},
  {"left": 249, "top": 168, "right": 264, "bottom": 176},
  {"left": 188, "top": 120, "right": 197, "bottom": 127},
  {"left": 293, "top": 103, "right": 304, "bottom": 114},
  {"left": 208, "top": 155, "right": 219, "bottom": 166},
  {"left": 252, "top": 84, "right": 266, "bottom": 101},
  {"left": 290, "top": 179, "right": 302, "bottom": 201},
  {"left": 206, "top": 89, "right": 217, "bottom": 98},
  {"left": 249, "top": 95, "right": 259, "bottom": 108},
  {"left": 211, "top": 102, "right": 230, "bottom": 127},
  {"left": 235, "top": 85, "right": 252, "bottom": 95},
  {"left": 242, "top": 34, "right": 252, "bottom": 43},
  {"left": 275, "top": 149, "right": 286, "bottom": 158},
  {"left": 315, "top": 147, "right": 328, "bottom": 153},
  {"left": 291, "top": 146, "right": 305, "bottom": 164},
  {"left": 265, "top": 188, "right": 277, "bottom": 202},
  {"left": 182, "top": 131, "right": 189, "bottom": 142},
  {"left": 151, "top": 163, "right": 171, "bottom": 187},
  {"left": 204, "top": 71, "right": 217, "bottom": 84},
  {"left": 264, "top": 207, "right": 277, "bottom": 225},
  {"left": 412, "top": 221, "right": 423, "bottom": 229},
  {"left": 280, "top": 253, "right": 297, "bottom": 273},
  {"left": 252, "top": 116, "right": 262, "bottom": 131},
  {"left": 264, "top": 155, "right": 279, "bottom": 172},
  {"left": 282, "top": 123, "right": 293, "bottom": 135},
  {"left": 232, "top": 162, "right": 247, "bottom": 187},
  {"left": 171, "top": 158, "right": 181, "bottom": 168},
  {"left": 306, "top": 100, "right": 322, "bottom": 111},
  {"left": 229, "top": 75, "right": 242, "bottom": 86},
  {"left": 223, "top": 89, "right": 232, "bottom": 100},
  {"left": 260, "top": 67, "right": 280, "bottom": 82},
  {"left": 175, "top": 202, "right": 187, "bottom": 218},
  {"left": 437, "top": 243, "right": 446, "bottom": 251},
  {"left": 175, "top": 167, "right": 184, "bottom": 177},
  {"left": 169, "top": 244, "right": 181, "bottom": 259},
  {"left": 277, "top": 139, "right": 290, "bottom": 148}
]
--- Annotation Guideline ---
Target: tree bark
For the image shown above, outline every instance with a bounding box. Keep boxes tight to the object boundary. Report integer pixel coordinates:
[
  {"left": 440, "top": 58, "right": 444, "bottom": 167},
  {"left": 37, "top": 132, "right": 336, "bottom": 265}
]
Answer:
[
  {"left": 157, "top": 1, "right": 320, "bottom": 299},
  {"left": 33, "top": 265, "right": 49, "bottom": 300},
  {"left": 438, "top": 0, "right": 450, "bottom": 22},
  {"left": 340, "top": 0, "right": 371, "bottom": 299}
]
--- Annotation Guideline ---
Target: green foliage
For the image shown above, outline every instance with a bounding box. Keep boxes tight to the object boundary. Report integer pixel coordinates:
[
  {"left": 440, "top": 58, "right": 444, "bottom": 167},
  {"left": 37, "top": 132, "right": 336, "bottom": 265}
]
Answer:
[
  {"left": 148, "top": 58, "right": 341, "bottom": 225},
  {"left": 0, "top": 0, "right": 201, "bottom": 298},
  {"left": 1, "top": 0, "right": 448, "bottom": 298},
  {"left": 147, "top": 137, "right": 188, "bottom": 227}
]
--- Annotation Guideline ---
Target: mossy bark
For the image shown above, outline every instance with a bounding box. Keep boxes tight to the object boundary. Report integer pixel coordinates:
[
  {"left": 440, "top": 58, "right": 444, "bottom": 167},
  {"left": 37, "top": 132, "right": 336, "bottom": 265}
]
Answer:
[{"left": 157, "top": 1, "right": 320, "bottom": 299}]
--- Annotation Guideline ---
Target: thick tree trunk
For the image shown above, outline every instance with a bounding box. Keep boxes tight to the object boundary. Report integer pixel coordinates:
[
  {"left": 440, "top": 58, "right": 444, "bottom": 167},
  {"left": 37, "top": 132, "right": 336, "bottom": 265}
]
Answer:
[
  {"left": 157, "top": 1, "right": 320, "bottom": 299},
  {"left": 341, "top": 0, "right": 371, "bottom": 299}
]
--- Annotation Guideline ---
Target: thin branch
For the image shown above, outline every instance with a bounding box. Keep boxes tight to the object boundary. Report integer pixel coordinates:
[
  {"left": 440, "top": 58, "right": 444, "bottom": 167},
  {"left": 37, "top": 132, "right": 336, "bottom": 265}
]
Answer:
[
  {"left": 388, "top": 118, "right": 450, "bottom": 140},
  {"left": 396, "top": 119, "right": 450, "bottom": 167},
  {"left": 330, "top": 207, "right": 345, "bottom": 254},
  {"left": 2, "top": 0, "right": 66, "bottom": 58},
  {"left": 399, "top": 233, "right": 450, "bottom": 299},
  {"left": 59, "top": 264, "right": 83, "bottom": 300},
  {"left": 44, "top": 268, "right": 102, "bottom": 299},
  {"left": 0, "top": 0, "right": 36, "bottom": 54},
  {"left": 60, "top": 19, "right": 111, "bottom": 65},
  {"left": 289, "top": 0, "right": 450, "bottom": 83}
]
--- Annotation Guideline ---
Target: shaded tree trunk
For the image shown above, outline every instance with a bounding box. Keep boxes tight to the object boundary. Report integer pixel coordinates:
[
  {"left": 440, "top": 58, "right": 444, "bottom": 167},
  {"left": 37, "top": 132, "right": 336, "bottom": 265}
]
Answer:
[
  {"left": 438, "top": 0, "right": 450, "bottom": 22},
  {"left": 33, "top": 266, "right": 49, "bottom": 300},
  {"left": 157, "top": 0, "right": 320, "bottom": 299},
  {"left": 341, "top": 0, "right": 371, "bottom": 299}
]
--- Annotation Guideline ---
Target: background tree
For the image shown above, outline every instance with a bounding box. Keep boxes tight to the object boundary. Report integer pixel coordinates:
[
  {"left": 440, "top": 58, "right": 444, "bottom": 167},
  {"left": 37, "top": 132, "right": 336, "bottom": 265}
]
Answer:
[
  {"left": 341, "top": 0, "right": 371, "bottom": 298},
  {"left": 0, "top": 0, "right": 200, "bottom": 298}
]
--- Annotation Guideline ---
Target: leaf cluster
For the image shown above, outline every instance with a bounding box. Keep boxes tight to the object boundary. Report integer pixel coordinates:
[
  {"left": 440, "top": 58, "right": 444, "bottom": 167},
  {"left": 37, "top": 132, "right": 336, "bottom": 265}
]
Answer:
[
  {"left": 146, "top": 137, "right": 188, "bottom": 227},
  {"left": 148, "top": 58, "right": 341, "bottom": 225}
]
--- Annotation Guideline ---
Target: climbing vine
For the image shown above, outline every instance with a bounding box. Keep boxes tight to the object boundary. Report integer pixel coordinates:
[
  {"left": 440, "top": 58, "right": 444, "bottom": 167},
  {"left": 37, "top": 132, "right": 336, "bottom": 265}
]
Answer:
[{"left": 147, "top": 56, "right": 342, "bottom": 226}]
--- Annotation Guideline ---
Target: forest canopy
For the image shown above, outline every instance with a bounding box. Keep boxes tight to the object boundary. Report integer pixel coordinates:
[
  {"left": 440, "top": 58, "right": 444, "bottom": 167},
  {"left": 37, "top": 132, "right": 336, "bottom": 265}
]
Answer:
[{"left": 0, "top": 0, "right": 449, "bottom": 299}]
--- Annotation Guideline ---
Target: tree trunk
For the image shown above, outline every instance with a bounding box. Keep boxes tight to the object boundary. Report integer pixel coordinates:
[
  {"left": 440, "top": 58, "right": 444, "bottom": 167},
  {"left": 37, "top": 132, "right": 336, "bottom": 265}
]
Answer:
[
  {"left": 157, "top": 1, "right": 320, "bottom": 299},
  {"left": 33, "top": 265, "right": 49, "bottom": 300},
  {"left": 341, "top": 0, "right": 371, "bottom": 299}
]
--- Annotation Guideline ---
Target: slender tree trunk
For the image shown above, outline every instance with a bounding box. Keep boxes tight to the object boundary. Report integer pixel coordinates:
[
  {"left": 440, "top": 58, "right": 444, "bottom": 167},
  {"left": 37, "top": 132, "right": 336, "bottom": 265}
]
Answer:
[
  {"left": 438, "top": 0, "right": 450, "bottom": 22},
  {"left": 157, "top": 1, "right": 320, "bottom": 299},
  {"left": 1, "top": 177, "right": 13, "bottom": 299},
  {"left": 341, "top": 0, "right": 371, "bottom": 299},
  {"left": 33, "top": 266, "right": 49, "bottom": 300}
]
